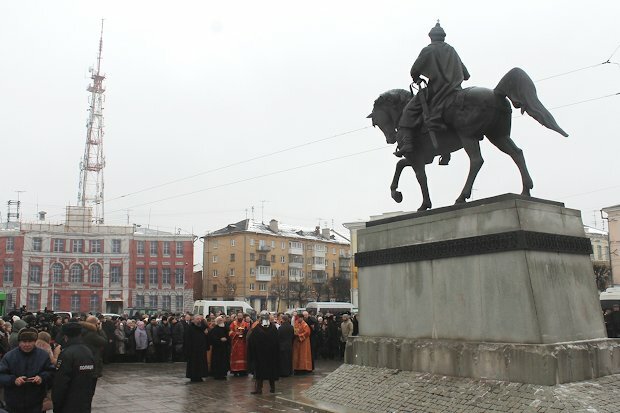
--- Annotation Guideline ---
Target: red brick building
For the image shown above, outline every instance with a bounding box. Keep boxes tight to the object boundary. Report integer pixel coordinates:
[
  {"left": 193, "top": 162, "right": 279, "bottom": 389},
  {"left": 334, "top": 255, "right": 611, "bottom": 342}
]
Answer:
[{"left": 0, "top": 207, "right": 194, "bottom": 314}]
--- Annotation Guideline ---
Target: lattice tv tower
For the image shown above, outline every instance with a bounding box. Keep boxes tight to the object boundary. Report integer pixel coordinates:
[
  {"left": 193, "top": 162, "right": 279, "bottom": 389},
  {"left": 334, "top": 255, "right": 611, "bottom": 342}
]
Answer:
[{"left": 78, "top": 19, "right": 107, "bottom": 224}]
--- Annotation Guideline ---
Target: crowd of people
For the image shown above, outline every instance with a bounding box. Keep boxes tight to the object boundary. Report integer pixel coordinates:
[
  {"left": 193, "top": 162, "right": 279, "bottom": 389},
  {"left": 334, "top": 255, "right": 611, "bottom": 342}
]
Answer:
[{"left": 0, "top": 306, "right": 359, "bottom": 411}]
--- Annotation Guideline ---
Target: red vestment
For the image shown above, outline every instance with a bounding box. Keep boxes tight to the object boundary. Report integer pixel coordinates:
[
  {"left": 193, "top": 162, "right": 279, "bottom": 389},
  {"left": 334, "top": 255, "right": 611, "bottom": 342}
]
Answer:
[
  {"left": 229, "top": 319, "right": 250, "bottom": 372},
  {"left": 292, "top": 319, "right": 313, "bottom": 372}
]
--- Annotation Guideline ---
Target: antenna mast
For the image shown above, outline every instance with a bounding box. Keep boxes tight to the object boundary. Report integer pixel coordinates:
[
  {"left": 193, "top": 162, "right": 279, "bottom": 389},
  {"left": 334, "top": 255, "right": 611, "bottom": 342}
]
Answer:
[{"left": 78, "top": 19, "right": 107, "bottom": 224}]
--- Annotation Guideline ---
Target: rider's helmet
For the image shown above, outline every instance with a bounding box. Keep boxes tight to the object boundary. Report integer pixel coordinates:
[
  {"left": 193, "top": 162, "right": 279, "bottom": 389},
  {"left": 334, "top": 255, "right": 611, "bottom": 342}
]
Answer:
[{"left": 428, "top": 21, "right": 446, "bottom": 42}]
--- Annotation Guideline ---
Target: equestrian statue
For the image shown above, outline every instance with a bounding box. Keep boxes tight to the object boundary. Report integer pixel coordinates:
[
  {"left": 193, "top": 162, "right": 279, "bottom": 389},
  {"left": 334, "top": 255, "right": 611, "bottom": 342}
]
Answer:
[{"left": 367, "top": 21, "right": 568, "bottom": 211}]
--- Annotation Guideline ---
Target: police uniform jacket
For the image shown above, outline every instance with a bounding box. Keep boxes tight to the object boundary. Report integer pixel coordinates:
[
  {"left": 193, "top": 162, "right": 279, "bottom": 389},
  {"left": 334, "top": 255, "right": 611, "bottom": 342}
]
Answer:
[{"left": 52, "top": 337, "right": 97, "bottom": 413}]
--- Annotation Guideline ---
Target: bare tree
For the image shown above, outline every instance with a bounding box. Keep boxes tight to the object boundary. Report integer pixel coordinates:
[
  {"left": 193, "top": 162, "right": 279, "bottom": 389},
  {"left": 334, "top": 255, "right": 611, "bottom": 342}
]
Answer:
[
  {"left": 594, "top": 264, "right": 611, "bottom": 292},
  {"left": 329, "top": 276, "right": 351, "bottom": 302},
  {"left": 218, "top": 274, "right": 237, "bottom": 300},
  {"left": 269, "top": 274, "right": 289, "bottom": 312}
]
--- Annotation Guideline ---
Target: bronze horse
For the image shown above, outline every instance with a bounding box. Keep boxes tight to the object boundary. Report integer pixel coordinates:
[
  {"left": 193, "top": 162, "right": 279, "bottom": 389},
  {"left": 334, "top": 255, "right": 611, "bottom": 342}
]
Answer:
[{"left": 368, "top": 68, "right": 568, "bottom": 211}]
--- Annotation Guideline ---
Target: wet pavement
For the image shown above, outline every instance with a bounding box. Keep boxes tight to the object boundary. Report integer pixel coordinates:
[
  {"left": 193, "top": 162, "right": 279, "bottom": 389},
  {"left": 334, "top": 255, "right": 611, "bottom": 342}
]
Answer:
[{"left": 91, "top": 359, "right": 342, "bottom": 413}]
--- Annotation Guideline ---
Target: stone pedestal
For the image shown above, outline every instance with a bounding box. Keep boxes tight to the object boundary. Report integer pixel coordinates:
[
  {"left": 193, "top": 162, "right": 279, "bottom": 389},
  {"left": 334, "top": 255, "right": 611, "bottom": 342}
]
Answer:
[{"left": 348, "top": 194, "right": 619, "bottom": 385}]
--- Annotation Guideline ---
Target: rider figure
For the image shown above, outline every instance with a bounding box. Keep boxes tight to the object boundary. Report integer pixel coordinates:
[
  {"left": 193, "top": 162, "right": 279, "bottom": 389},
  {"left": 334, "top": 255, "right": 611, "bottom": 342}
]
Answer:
[{"left": 395, "top": 21, "right": 470, "bottom": 164}]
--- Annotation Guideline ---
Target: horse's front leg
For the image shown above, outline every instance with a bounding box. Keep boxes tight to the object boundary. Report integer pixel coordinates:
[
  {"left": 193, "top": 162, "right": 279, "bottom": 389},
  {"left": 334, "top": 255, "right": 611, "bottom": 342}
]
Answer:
[
  {"left": 412, "top": 161, "right": 431, "bottom": 211},
  {"left": 456, "top": 137, "right": 484, "bottom": 204},
  {"left": 390, "top": 158, "right": 411, "bottom": 203}
]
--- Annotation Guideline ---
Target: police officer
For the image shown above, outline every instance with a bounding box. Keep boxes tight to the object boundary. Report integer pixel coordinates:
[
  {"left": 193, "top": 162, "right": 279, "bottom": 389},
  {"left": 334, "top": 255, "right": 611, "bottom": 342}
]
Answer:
[{"left": 52, "top": 322, "right": 97, "bottom": 413}]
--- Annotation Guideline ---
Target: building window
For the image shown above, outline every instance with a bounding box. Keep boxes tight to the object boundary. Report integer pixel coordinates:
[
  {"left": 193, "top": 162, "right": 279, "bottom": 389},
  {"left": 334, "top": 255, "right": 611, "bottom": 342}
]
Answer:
[
  {"left": 249, "top": 283, "right": 255, "bottom": 291},
  {"left": 149, "top": 241, "right": 158, "bottom": 256},
  {"left": 281, "top": 241, "right": 286, "bottom": 249},
  {"left": 271, "top": 240, "right": 275, "bottom": 248},
  {"left": 90, "top": 294, "right": 100, "bottom": 312},
  {"left": 149, "top": 268, "right": 158, "bottom": 286},
  {"left": 148, "top": 295, "right": 158, "bottom": 309},
  {"left": 259, "top": 282, "right": 267, "bottom": 291},
  {"left": 229, "top": 268, "right": 235, "bottom": 276},
  {"left": 231, "top": 239, "right": 236, "bottom": 247},
  {"left": 51, "top": 263, "right": 63, "bottom": 283},
  {"left": 137, "top": 241, "right": 145, "bottom": 255},
  {"left": 230, "top": 253, "right": 235, "bottom": 262},
  {"left": 250, "top": 268, "right": 255, "bottom": 276},
  {"left": 249, "top": 253, "right": 255, "bottom": 261},
  {"left": 280, "top": 256, "right": 285, "bottom": 263},
  {"left": 176, "top": 242, "right": 184, "bottom": 256},
  {"left": 90, "top": 264, "right": 102, "bottom": 284},
  {"left": 163, "top": 241, "right": 170, "bottom": 256},
  {"left": 136, "top": 268, "right": 145, "bottom": 285},
  {"left": 162, "top": 295, "right": 171, "bottom": 310},
  {"left": 52, "top": 293, "right": 60, "bottom": 311},
  {"left": 212, "top": 240, "right": 218, "bottom": 249},
  {"left": 212, "top": 269, "right": 218, "bottom": 277},
  {"left": 27, "top": 293, "right": 39, "bottom": 311},
  {"left": 175, "top": 295, "right": 183, "bottom": 310},
  {"left": 3, "top": 265, "right": 14, "bottom": 283},
  {"left": 110, "top": 266, "right": 122, "bottom": 284},
  {"left": 90, "top": 239, "right": 102, "bottom": 253},
  {"left": 70, "top": 264, "right": 83, "bottom": 283},
  {"left": 162, "top": 268, "right": 171, "bottom": 285},
  {"left": 212, "top": 284, "right": 218, "bottom": 292},
  {"left": 71, "top": 295, "right": 80, "bottom": 312},
  {"left": 135, "top": 295, "right": 145, "bottom": 308},
  {"left": 29, "top": 265, "right": 42, "bottom": 283},
  {"left": 175, "top": 269, "right": 184, "bottom": 285},
  {"left": 112, "top": 239, "right": 122, "bottom": 254},
  {"left": 72, "top": 239, "right": 83, "bottom": 253},
  {"left": 53, "top": 239, "right": 64, "bottom": 253},
  {"left": 250, "top": 239, "right": 255, "bottom": 246},
  {"left": 5, "top": 237, "right": 15, "bottom": 252},
  {"left": 212, "top": 255, "right": 218, "bottom": 263},
  {"left": 33, "top": 237, "right": 42, "bottom": 252},
  {"left": 271, "top": 255, "right": 276, "bottom": 263}
]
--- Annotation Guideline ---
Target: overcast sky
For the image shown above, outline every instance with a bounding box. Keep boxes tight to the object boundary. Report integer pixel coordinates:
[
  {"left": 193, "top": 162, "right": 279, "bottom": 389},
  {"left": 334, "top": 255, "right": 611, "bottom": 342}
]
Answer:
[{"left": 1, "top": 1, "right": 619, "bottom": 266}]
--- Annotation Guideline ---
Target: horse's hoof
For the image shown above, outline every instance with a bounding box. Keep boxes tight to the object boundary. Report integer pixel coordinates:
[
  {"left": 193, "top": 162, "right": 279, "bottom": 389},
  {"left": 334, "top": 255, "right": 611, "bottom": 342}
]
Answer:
[
  {"left": 391, "top": 191, "right": 403, "bottom": 203},
  {"left": 417, "top": 203, "right": 431, "bottom": 211},
  {"left": 454, "top": 197, "right": 466, "bottom": 204},
  {"left": 521, "top": 189, "right": 531, "bottom": 197}
]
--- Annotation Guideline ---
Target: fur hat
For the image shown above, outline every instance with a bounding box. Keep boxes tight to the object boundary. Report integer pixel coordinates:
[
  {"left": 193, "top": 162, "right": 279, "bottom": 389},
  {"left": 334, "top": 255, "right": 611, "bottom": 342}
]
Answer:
[
  {"left": 62, "top": 322, "right": 83, "bottom": 338},
  {"left": 17, "top": 327, "right": 38, "bottom": 342}
]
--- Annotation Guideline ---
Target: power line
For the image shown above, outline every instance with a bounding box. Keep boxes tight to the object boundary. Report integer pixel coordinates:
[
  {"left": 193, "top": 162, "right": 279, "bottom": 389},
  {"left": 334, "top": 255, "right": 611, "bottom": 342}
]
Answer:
[
  {"left": 106, "top": 126, "right": 371, "bottom": 203},
  {"left": 535, "top": 43, "right": 620, "bottom": 82},
  {"left": 107, "top": 145, "right": 389, "bottom": 213}
]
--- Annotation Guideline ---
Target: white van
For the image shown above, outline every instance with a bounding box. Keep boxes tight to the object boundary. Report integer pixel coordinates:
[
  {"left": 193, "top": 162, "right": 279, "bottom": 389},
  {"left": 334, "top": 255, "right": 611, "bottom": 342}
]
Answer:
[
  {"left": 305, "top": 302, "right": 357, "bottom": 316},
  {"left": 193, "top": 300, "right": 256, "bottom": 319}
]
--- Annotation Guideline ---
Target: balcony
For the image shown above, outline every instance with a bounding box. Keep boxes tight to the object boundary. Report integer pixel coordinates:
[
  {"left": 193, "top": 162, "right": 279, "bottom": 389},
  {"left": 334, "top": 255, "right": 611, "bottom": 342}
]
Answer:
[
  {"left": 311, "top": 263, "right": 326, "bottom": 271},
  {"left": 288, "top": 274, "right": 304, "bottom": 283},
  {"left": 256, "top": 266, "right": 271, "bottom": 281},
  {"left": 311, "top": 274, "right": 327, "bottom": 283},
  {"left": 288, "top": 261, "right": 303, "bottom": 269},
  {"left": 256, "top": 259, "right": 271, "bottom": 267},
  {"left": 289, "top": 246, "right": 303, "bottom": 256},
  {"left": 339, "top": 251, "right": 352, "bottom": 258},
  {"left": 257, "top": 245, "right": 271, "bottom": 252}
]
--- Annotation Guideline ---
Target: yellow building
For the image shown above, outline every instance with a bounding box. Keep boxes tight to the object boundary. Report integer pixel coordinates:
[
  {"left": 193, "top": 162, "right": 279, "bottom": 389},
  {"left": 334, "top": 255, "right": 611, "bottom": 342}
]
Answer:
[{"left": 202, "top": 219, "right": 351, "bottom": 312}]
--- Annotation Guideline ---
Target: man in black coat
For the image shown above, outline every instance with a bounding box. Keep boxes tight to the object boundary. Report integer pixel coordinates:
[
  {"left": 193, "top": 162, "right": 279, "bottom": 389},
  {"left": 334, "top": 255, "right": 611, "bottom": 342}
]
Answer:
[
  {"left": 248, "top": 311, "right": 279, "bottom": 394},
  {"left": 52, "top": 322, "right": 97, "bottom": 413},
  {"left": 183, "top": 315, "right": 209, "bottom": 382},
  {"left": 207, "top": 316, "right": 230, "bottom": 380},
  {"left": 277, "top": 314, "right": 294, "bottom": 377}
]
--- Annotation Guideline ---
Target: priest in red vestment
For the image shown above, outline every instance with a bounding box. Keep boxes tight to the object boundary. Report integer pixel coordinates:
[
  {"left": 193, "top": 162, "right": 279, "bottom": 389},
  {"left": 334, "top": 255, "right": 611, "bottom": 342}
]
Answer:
[
  {"left": 292, "top": 316, "right": 313, "bottom": 373},
  {"left": 229, "top": 312, "right": 250, "bottom": 376}
]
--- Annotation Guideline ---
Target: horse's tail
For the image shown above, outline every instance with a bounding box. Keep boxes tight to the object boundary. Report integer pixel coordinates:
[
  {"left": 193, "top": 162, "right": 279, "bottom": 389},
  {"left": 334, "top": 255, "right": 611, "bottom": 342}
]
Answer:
[{"left": 494, "top": 67, "right": 568, "bottom": 137}]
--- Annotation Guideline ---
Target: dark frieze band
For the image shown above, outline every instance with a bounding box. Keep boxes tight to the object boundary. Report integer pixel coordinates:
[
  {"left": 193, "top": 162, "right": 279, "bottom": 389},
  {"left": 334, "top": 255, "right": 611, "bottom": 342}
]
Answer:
[{"left": 354, "top": 230, "right": 593, "bottom": 267}]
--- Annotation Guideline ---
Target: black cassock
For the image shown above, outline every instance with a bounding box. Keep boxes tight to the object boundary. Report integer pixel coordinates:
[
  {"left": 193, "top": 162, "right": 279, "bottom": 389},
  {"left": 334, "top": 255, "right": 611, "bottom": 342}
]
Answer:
[
  {"left": 248, "top": 324, "right": 279, "bottom": 381},
  {"left": 277, "top": 323, "right": 294, "bottom": 377},
  {"left": 184, "top": 322, "right": 209, "bottom": 380},
  {"left": 207, "top": 325, "right": 230, "bottom": 379}
]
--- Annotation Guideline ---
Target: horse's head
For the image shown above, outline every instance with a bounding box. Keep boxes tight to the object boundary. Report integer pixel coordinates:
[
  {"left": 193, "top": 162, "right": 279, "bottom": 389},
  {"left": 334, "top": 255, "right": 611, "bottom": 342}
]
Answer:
[{"left": 367, "top": 89, "right": 411, "bottom": 145}]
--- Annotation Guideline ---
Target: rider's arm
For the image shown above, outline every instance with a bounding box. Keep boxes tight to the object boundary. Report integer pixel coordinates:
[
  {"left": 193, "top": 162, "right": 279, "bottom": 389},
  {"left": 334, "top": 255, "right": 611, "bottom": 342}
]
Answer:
[
  {"left": 462, "top": 62, "right": 470, "bottom": 81},
  {"left": 410, "top": 46, "right": 432, "bottom": 82}
]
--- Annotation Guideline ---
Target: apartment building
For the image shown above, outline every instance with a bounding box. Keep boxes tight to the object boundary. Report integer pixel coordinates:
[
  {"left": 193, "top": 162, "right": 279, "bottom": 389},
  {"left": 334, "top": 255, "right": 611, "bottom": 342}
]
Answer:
[{"left": 202, "top": 219, "right": 352, "bottom": 312}]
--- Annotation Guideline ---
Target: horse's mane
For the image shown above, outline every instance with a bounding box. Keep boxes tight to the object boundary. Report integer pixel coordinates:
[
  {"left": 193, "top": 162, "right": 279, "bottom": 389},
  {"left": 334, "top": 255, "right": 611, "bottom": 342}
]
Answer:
[{"left": 373, "top": 89, "right": 411, "bottom": 110}]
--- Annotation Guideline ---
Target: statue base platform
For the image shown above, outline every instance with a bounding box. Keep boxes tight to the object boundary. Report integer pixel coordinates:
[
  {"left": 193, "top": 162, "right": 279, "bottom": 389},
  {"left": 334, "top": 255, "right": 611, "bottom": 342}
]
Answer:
[{"left": 351, "top": 194, "right": 612, "bottom": 385}]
